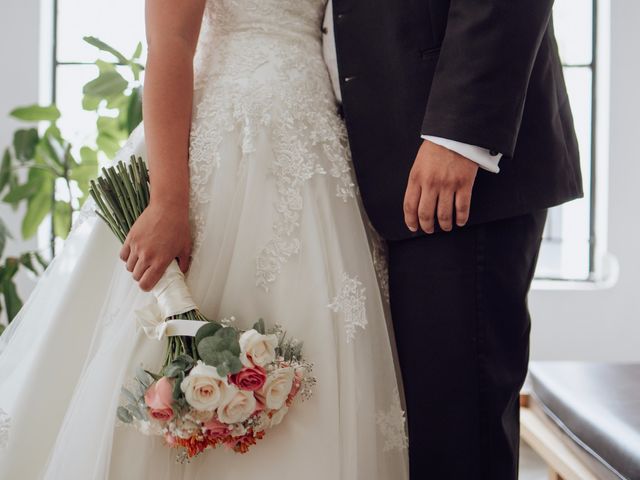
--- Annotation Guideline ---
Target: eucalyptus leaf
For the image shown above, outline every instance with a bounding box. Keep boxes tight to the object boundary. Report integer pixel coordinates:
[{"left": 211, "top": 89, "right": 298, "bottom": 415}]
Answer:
[
  {"left": 121, "top": 387, "right": 139, "bottom": 405},
  {"left": 10, "top": 104, "right": 60, "bottom": 122},
  {"left": 144, "top": 370, "right": 162, "bottom": 382},
  {"left": 116, "top": 406, "right": 133, "bottom": 423},
  {"left": 135, "top": 366, "right": 153, "bottom": 388},
  {"left": 173, "top": 372, "right": 184, "bottom": 401},
  {"left": 195, "top": 321, "right": 222, "bottom": 347},
  {"left": 253, "top": 318, "right": 266, "bottom": 335}
]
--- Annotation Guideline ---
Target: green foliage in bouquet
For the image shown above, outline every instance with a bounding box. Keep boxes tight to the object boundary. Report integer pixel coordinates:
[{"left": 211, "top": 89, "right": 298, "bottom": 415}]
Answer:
[{"left": 0, "top": 36, "right": 144, "bottom": 331}]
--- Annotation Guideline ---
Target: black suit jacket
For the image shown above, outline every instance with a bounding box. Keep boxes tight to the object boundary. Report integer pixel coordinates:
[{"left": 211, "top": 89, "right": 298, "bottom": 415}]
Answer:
[{"left": 331, "top": 0, "right": 584, "bottom": 240}]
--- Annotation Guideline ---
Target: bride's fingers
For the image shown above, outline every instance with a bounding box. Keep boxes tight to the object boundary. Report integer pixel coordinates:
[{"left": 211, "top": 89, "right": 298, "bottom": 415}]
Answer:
[
  {"left": 132, "top": 258, "right": 150, "bottom": 282},
  {"left": 119, "top": 242, "right": 131, "bottom": 262},
  {"left": 138, "top": 259, "right": 170, "bottom": 292},
  {"left": 125, "top": 251, "right": 138, "bottom": 272},
  {"left": 177, "top": 254, "right": 191, "bottom": 274}
]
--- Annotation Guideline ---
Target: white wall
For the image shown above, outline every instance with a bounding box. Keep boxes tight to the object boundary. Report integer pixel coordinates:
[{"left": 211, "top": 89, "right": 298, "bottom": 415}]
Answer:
[
  {"left": 529, "top": 0, "right": 640, "bottom": 362},
  {"left": 0, "top": 0, "right": 41, "bottom": 303}
]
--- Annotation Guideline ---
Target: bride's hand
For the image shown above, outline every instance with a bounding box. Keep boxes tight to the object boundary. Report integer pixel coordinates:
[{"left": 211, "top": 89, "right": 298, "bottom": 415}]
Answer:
[{"left": 119, "top": 201, "right": 192, "bottom": 292}]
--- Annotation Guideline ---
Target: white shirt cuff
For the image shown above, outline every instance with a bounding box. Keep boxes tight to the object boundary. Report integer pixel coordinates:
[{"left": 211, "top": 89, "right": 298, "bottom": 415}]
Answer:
[{"left": 423, "top": 135, "right": 502, "bottom": 173}]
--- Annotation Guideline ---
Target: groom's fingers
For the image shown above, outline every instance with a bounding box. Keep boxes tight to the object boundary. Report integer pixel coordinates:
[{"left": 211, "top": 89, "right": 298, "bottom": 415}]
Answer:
[
  {"left": 418, "top": 186, "right": 438, "bottom": 234},
  {"left": 455, "top": 186, "right": 473, "bottom": 226},
  {"left": 436, "top": 190, "right": 454, "bottom": 231},
  {"left": 403, "top": 181, "right": 421, "bottom": 232}
]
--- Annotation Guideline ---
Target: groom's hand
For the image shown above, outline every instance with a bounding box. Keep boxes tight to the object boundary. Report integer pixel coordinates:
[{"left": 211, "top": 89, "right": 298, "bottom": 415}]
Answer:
[{"left": 404, "top": 140, "right": 479, "bottom": 233}]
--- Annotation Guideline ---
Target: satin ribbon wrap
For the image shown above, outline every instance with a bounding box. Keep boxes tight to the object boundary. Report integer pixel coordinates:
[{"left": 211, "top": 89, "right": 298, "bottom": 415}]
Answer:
[
  {"left": 150, "top": 260, "right": 197, "bottom": 318},
  {"left": 135, "top": 260, "right": 205, "bottom": 340}
]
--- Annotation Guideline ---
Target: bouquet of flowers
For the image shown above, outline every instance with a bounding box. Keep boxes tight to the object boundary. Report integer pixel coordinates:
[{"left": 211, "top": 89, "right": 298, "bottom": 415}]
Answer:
[{"left": 89, "top": 156, "right": 314, "bottom": 460}]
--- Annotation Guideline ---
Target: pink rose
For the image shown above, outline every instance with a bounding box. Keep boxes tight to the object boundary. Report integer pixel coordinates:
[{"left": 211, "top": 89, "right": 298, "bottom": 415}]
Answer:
[
  {"left": 145, "top": 377, "right": 174, "bottom": 421},
  {"left": 203, "top": 417, "right": 231, "bottom": 438},
  {"left": 229, "top": 366, "right": 267, "bottom": 392}
]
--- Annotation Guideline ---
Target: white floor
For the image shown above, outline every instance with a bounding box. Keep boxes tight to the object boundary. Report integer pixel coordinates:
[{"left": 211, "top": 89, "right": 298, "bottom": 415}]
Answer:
[{"left": 520, "top": 442, "right": 548, "bottom": 480}]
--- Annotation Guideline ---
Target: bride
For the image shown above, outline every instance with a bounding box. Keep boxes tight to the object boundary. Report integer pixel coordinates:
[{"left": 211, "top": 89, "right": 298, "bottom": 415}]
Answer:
[{"left": 0, "top": 0, "right": 408, "bottom": 478}]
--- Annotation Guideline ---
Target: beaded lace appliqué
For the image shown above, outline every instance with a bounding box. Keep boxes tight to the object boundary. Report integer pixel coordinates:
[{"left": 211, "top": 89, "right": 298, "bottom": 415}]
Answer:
[
  {"left": 189, "top": 0, "right": 355, "bottom": 290},
  {"left": 328, "top": 273, "right": 367, "bottom": 343},
  {"left": 376, "top": 389, "right": 409, "bottom": 452}
]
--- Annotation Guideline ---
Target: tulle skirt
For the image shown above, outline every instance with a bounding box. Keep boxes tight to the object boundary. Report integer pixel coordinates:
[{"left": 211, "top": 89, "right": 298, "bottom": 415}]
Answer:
[{"left": 0, "top": 119, "right": 409, "bottom": 479}]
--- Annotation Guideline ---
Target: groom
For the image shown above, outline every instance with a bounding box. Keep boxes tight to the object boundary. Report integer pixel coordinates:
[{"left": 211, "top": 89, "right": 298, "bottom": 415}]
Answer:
[{"left": 324, "top": 1, "right": 582, "bottom": 479}]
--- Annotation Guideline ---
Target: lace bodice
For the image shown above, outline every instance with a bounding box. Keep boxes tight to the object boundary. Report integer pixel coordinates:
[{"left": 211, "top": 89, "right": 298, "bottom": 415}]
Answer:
[
  {"left": 205, "top": 0, "right": 326, "bottom": 38},
  {"left": 189, "top": 0, "right": 356, "bottom": 290}
]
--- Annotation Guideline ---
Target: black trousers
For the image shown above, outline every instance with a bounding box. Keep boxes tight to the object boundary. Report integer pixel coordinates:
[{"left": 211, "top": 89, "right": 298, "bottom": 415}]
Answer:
[{"left": 387, "top": 210, "right": 548, "bottom": 480}]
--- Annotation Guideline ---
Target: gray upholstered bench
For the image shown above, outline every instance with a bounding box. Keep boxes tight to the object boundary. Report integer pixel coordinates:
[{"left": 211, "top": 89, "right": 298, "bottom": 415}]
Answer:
[{"left": 520, "top": 362, "right": 640, "bottom": 480}]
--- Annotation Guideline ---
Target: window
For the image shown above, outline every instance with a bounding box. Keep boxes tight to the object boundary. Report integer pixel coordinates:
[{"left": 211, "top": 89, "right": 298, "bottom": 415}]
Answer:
[
  {"left": 48, "top": 0, "right": 608, "bottom": 283},
  {"left": 535, "top": 0, "right": 607, "bottom": 282},
  {"left": 49, "top": 0, "right": 145, "bottom": 146}
]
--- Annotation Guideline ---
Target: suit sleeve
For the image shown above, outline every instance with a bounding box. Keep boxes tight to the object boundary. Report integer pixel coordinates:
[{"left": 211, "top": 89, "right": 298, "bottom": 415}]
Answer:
[{"left": 421, "top": 0, "right": 555, "bottom": 158}]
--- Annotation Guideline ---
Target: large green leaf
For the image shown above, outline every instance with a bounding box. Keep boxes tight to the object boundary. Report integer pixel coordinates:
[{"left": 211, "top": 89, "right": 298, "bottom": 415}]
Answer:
[
  {"left": 96, "top": 132, "right": 121, "bottom": 159},
  {"left": 126, "top": 87, "right": 143, "bottom": 133},
  {"left": 83, "top": 70, "right": 127, "bottom": 98},
  {"left": 0, "top": 217, "right": 11, "bottom": 258},
  {"left": 10, "top": 104, "right": 60, "bottom": 122},
  {"left": 83, "top": 36, "right": 129, "bottom": 64},
  {"left": 22, "top": 178, "right": 53, "bottom": 239},
  {"left": 53, "top": 200, "right": 72, "bottom": 239},
  {"left": 2, "top": 174, "right": 42, "bottom": 203},
  {"left": 132, "top": 42, "right": 143, "bottom": 60},
  {"left": 13, "top": 128, "right": 39, "bottom": 161},
  {"left": 70, "top": 147, "right": 99, "bottom": 191},
  {"left": 0, "top": 149, "right": 12, "bottom": 193},
  {"left": 82, "top": 94, "right": 101, "bottom": 111},
  {"left": 3, "top": 279, "right": 22, "bottom": 321}
]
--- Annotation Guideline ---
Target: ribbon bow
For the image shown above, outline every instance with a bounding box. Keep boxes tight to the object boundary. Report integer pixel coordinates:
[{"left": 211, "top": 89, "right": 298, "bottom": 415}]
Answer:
[{"left": 135, "top": 302, "right": 205, "bottom": 340}]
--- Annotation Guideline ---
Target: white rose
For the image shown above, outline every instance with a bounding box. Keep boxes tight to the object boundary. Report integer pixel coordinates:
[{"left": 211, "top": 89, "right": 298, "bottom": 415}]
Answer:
[
  {"left": 259, "top": 366, "right": 295, "bottom": 410},
  {"left": 269, "top": 406, "right": 289, "bottom": 428},
  {"left": 217, "top": 385, "right": 257, "bottom": 424},
  {"left": 181, "top": 361, "right": 229, "bottom": 411},
  {"left": 239, "top": 329, "right": 278, "bottom": 367}
]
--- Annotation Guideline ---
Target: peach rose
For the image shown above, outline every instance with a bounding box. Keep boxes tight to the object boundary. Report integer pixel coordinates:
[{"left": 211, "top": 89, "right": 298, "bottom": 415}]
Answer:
[
  {"left": 257, "top": 366, "right": 294, "bottom": 410},
  {"left": 229, "top": 366, "right": 267, "bottom": 391},
  {"left": 144, "top": 377, "right": 174, "bottom": 421},
  {"left": 181, "top": 361, "right": 229, "bottom": 411},
  {"left": 217, "top": 386, "right": 257, "bottom": 424},
  {"left": 239, "top": 329, "right": 278, "bottom": 367}
]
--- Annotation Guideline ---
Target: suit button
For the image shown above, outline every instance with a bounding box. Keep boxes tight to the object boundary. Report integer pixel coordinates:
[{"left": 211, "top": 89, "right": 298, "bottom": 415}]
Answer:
[
  {"left": 337, "top": 13, "right": 346, "bottom": 21},
  {"left": 344, "top": 76, "right": 357, "bottom": 83},
  {"left": 489, "top": 150, "right": 498, "bottom": 156}
]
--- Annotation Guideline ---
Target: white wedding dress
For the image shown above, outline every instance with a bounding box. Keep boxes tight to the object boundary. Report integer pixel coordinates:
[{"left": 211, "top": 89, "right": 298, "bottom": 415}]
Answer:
[{"left": 0, "top": 0, "right": 409, "bottom": 478}]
